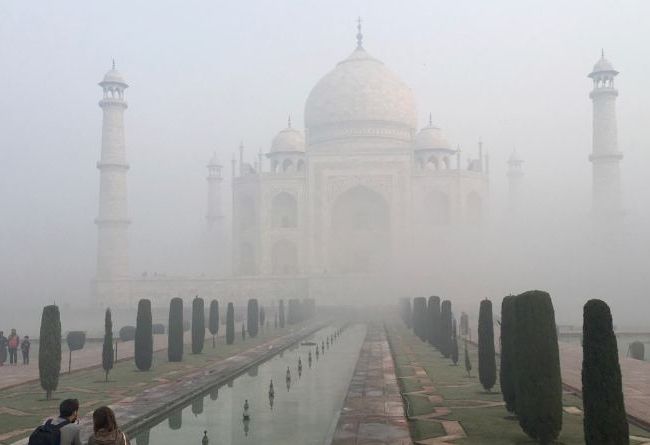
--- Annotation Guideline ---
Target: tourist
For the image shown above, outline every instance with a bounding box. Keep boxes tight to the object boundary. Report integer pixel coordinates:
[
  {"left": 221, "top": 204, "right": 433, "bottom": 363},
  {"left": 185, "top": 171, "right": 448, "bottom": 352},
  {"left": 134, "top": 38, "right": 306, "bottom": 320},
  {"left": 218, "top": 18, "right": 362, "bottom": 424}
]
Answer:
[
  {"left": 88, "top": 406, "right": 130, "bottom": 445},
  {"left": 0, "top": 331, "right": 7, "bottom": 366},
  {"left": 21, "top": 335, "right": 31, "bottom": 365},
  {"left": 8, "top": 328, "right": 19, "bottom": 365},
  {"left": 29, "top": 398, "right": 82, "bottom": 445}
]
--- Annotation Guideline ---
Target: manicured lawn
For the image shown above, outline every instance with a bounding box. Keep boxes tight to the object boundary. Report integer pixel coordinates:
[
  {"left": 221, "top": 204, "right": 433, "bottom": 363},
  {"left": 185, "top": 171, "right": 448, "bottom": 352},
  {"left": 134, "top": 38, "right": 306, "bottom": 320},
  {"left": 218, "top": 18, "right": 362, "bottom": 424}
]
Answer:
[
  {"left": 0, "top": 325, "right": 296, "bottom": 444},
  {"left": 387, "top": 322, "right": 650, "bottom": 444}
]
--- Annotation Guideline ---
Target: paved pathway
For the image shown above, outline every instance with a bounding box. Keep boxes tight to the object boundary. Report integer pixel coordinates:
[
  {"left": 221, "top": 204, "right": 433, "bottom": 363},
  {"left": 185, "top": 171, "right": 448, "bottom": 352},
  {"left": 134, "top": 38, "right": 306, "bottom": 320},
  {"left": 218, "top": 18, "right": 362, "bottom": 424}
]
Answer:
[
  {"left": 559, "top": 342, "right": 650, "bottom": 430},
  {"left": 330, "top": 323, "right": 412, "bottom": 445}
]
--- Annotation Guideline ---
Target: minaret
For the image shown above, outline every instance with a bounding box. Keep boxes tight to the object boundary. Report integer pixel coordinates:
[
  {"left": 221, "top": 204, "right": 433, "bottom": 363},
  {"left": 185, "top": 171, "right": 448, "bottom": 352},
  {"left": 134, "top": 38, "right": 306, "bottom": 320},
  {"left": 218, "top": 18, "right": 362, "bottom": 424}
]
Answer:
[
  {"left": 96, "top": 61, "right": 130, "bottom": 285},
  {"left": 588, "top": 51, "right": 623, "bottom": 218},
  {"left": 206, "top": 152, "right": 223, "bottom": 230},
  {"left": 507, "top": 150, "right": 524, "bottom": 213}
]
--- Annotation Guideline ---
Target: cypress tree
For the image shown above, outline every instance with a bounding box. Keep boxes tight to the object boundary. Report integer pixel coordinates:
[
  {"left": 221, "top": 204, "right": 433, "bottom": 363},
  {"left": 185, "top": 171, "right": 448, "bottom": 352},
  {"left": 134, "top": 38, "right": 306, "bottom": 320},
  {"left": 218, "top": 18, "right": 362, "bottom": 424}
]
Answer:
[
  {"left": 278, "top": 299, "right": 285, "bottom": 328},
  {"left": 440, "top": 300, "right": 452, "bottom": 357},
  {"left": 39, "top": 305, "right": 61, "bottom": 400},
  {"left": 208, "top": 299, "right": 219, "bottom": 348},
  {"left": 135, "top": 298, "right": 153, "bottom": 371},
  {"left": 513, "top": 290, "right": 562, "bottom": 444},
  {"left": 451, "top": 318, "right": 459, "bottom": 365},
  {"left": 191, "top": 296, "right": 205, "bottom": 354},
  {"left": 478, "top": 298, "right": 497, "bottom": 392},
  {"left": 399, "top": 297, "right": 412, "bottom": 329},
  {"left": 582, "top": 299, "right": 629, "bottom": 445},
  {"left": 102, "top": 308, "right": 114, "bottom": 382},
  {"left": 412, "top": 297, "right": 427, "bottom": 341},
  {"left": 500, "top": 295, "right": 517, "bottom": 413},
  {"left": 168, "top": 297, "right": 184, "bottom": 362},
  {"left": 464, "top": 340, "right": 472, "bottom": 377},
  {"left": 247, "top": 298, "right": 259, "bottom": 338},
  {"left": 427, "top": 296, "right": 441, "bottom": 348},
  {"left": 460, "top": 312, "right": 469, "bottom": 337},
  {"left": 226, "top": 302, "right": 235, "bottom": 345},
  {"left": 241, "top": 322, "right": 246, "bottom": 340},
  {"left": 259, "top": 307, "right": 266, "bottom": 329}
]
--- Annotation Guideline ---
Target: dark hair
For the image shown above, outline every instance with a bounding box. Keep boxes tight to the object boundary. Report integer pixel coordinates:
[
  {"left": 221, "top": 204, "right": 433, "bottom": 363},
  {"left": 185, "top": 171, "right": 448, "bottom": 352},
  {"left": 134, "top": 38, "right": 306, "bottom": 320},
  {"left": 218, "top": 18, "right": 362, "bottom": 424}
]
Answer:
[
  {"left": 59, "top": 398, "right": 80, "bottom": 418},
  {"left": 93, "top": 406, "right": 117, "bottom": 433}
]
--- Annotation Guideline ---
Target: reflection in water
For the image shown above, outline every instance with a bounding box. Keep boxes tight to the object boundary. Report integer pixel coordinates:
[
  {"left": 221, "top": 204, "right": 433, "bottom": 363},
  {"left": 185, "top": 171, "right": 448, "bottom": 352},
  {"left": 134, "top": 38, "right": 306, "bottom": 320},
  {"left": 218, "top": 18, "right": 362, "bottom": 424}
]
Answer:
[
  {"left": 150, "top": 325, "right": 364, "bottom": 445},
  {"left": 247, "top": 365, "right": 259, "bottom": 377},
  {"left": 134, "top": 429, "right": 150, "bottom": 445},
  {"left": 168, "top": 409, "right": 182, "bottom": 430},
  {"left": 192, "top": 398, "right": 203, "bottom": 416},
  {"left": 308, "top": 351, "right": 312, "bottom": 367}
]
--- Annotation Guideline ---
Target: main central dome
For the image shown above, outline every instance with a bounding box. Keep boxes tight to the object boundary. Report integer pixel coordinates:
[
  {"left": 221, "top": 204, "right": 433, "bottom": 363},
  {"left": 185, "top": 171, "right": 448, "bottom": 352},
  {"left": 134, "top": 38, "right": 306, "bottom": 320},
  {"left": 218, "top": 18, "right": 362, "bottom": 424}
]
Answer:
[{"left": 304, "top": 44, "right": 417, "bottom": 147}]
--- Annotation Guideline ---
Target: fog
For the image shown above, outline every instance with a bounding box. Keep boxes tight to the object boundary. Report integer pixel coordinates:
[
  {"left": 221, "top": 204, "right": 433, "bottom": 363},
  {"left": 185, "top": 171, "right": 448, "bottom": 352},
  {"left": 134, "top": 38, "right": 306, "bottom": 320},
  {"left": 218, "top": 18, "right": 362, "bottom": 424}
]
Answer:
[{"left": 1, "top": 0, "right": 650, "bottom": 331}]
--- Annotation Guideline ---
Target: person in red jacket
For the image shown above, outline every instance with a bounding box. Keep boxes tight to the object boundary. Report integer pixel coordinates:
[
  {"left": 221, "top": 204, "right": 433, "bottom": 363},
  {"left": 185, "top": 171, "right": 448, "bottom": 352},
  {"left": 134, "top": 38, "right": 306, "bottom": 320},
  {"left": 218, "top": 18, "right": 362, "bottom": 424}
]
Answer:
[{"left": 7, "top": 328, "right": 19, "bottom": 365}]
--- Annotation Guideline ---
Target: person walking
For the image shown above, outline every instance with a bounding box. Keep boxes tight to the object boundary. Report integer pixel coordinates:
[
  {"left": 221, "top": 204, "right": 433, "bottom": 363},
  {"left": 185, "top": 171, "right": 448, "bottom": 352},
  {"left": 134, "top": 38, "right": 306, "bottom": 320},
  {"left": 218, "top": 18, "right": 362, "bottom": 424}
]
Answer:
[
  {"left": 28, "top": 398, "right": 82, "bottom": 445},
  {"left": 87, "top": 406, "right": 130, "bottom": 445},
  {"left": 8, "top": 329, "right": 19, "bottom": 365},
  {"left": 0, "top": 331, "right": 7, "bottom": 366},
  {"left": 21, "top": 335, "right": 31, "bottom": 365}
]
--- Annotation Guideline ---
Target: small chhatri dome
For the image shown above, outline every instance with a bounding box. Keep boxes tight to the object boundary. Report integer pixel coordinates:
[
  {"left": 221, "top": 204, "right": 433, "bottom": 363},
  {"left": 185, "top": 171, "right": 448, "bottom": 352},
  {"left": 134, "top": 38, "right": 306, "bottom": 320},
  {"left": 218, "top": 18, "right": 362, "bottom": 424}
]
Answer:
[
  {"left": 208, "top": 152, "right": 220, "bottom": 166},
  {"left": 589, "top": 50, "right": 618, "bottom": 76},
  {"left": 508, "top": 150, "right": 523, "bottom": 164},
  {"left": 100, "top": 59, "right": 128, "bottom": 86},
  {"left": 271, "top": 120, "right": 305, "bottom": 153},
  {"left": 304, "top": 20, "right": 417, "bottom": 146},
  {"left": 415, "top": 117, "right": 452, "bottom": 151}
]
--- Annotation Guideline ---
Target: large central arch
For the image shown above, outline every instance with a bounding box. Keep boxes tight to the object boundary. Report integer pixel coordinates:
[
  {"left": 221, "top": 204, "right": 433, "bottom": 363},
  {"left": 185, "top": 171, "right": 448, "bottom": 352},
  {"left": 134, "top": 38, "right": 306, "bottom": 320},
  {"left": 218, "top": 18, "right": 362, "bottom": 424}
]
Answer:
[{"left": 329, "top": 185, "right": 390, "bottom": 274}]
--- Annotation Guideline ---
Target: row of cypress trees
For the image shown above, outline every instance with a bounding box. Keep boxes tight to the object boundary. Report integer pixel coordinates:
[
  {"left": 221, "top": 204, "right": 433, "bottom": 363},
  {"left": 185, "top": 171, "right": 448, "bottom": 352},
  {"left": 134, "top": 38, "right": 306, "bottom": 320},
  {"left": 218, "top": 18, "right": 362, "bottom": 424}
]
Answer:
[{"left": 408, "top": 296, "right": 459, "bottom": 365}]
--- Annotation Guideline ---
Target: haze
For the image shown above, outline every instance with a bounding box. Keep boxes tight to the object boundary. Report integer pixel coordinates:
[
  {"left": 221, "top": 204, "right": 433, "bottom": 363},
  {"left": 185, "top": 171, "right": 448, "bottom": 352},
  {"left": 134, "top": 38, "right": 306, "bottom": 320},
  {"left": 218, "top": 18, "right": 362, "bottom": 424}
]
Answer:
[{"left": 1, "top": 0, "right": 649, "bottom": 330}]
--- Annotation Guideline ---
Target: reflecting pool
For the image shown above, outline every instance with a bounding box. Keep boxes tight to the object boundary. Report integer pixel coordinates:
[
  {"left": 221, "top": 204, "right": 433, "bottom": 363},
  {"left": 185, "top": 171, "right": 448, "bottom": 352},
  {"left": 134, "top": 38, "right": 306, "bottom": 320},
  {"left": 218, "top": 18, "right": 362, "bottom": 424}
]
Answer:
[{"left": 137, "top": 324, "right": 366, "bottom": 445}]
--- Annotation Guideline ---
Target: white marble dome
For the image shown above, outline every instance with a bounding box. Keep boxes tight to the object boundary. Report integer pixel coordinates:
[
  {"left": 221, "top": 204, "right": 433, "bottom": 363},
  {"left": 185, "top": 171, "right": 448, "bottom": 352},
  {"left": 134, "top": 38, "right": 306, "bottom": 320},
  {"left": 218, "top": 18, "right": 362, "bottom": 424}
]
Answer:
[
  {"left": 304, "top": 46, "right": 417, "bottom": 145},
  {"left": 415, "top": 125, "right": 452, "bottom": 151},
  {"left": 271, "top": 126, "right": 305, "bottom": 153}
]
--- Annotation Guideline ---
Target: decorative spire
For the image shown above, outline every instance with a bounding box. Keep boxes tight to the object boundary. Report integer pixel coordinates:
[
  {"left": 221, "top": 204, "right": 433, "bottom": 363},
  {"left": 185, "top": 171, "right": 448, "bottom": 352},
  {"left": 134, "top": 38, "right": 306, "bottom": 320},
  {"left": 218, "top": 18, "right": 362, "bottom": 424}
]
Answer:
[
  {"left": 601, "top": 48, "right": 605, "bottom": 58},
  {"left": 287, "top": 115, "right": 292, "bottom": 129},
  {"left": 112, "top": 58, "right": 116, "bottom": 70},
  {"left": 428, "top": 112, "right": 432, "bottom": 127},
  {"left": 356, "top": 17, "right": 363, "bottom": 49}
]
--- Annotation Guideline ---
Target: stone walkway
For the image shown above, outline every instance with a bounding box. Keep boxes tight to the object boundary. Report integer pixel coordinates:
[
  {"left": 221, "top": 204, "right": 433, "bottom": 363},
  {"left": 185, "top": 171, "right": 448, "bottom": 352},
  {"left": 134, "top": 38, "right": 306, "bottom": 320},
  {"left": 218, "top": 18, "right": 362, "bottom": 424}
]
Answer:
[
  {"left": 330, "top": 323, "right": 412, "bottom": 445},
  {"left": 559, "top": 342, "right": 650, "bottom": 430}
]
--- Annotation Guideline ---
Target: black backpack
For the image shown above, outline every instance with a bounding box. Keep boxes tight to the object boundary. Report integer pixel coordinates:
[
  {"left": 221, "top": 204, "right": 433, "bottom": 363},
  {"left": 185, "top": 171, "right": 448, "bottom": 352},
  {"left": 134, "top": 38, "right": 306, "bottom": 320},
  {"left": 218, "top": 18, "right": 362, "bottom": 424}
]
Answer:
[{"left": 28, "top": 419, "right": 70, "bottom": 445}]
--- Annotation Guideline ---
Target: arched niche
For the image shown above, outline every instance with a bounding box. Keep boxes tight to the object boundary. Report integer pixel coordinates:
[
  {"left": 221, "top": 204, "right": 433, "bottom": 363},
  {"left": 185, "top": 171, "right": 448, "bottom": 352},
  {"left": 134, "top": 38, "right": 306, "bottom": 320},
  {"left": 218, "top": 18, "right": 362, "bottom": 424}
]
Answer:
[{"left": 271, "top": 192, "right": 298, "bottom": 228}]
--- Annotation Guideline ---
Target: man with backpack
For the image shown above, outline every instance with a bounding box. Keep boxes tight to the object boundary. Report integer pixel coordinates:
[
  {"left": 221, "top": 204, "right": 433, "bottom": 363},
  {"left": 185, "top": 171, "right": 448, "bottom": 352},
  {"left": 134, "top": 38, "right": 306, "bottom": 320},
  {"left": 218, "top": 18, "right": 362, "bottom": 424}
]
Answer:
[
  {"left": 21, "top": 335, "right": 31, "bottom": 364},
  {"left": 28, "top": 398, "right": 82, "bottom": 445}
]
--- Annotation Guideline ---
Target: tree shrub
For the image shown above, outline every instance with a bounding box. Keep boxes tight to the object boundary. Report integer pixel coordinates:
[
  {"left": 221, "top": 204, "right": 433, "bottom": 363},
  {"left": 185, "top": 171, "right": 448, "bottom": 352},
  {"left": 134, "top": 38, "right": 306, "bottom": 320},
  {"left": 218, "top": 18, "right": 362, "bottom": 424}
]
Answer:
[
  {"left": 168, "top": 297, "right": 184, "bottom": 362},
  {"left": 500, "top": 295, "right": 517, "bottom": 413},
  {"left": 460, "top": 312, "right": 469, "bottom": 337},
  {"left": 66, "top": 331, "right": 86, "bottom": 373},
  {"left": 102, "top": 308, "right": 114, "bottom": 382},
  {"left": 119, "top": 325, "right": 136, "bottom": 342},
  {"left": 427, "top": 296, "right": 441, "bottom": 348},
  {"left": 582, "top": 299, "right": 629, "bottom": 445},
  {"left": 440, "top": 300, "right": 452, "bottom": 357},
  {"left": 412, "top": 297, "right": 427, "bottom": 342},
  {"left": 628, "top": 341, "right": 645, "bottom": 361},
  {"left": 513, "top": 290, "right": 562, "bottom": 444},
  {"left": 208, "top": 299, "right": 219, "bottom": 348},
  {"left": 247, "top": 299, "right": 259, "bottom": 338},
  {"left": 226, "top": 303, "right": 235, "bottom": 345},
  {"left": 135, "top": 299, "right": 153, "bottom": 371},
  {"left": 39, "top": 305, "right": 61, "bottom": 400},
  {"left": 464, "top": 340, "right": 472, "bottom": 377},
  {"left": 152, "top": 323, "right": 165, "bottom": 334},
  {"left": 451, "top": 319, "right": 459, "bottom": 365},
  {"left": 278, "top": 300, "right": 285, "bottom": 328},
  {"left": 259, "top": 306, "right": 266, "bottom": 329},
  {"left": 399, "top": 297, "right": 412, "bottom": 329},
  {"left": 478, "top": 299, "right": 497, "bottom": 392},
  {"left": 191, "top": 296, "right": 205, "bottom": 354}
]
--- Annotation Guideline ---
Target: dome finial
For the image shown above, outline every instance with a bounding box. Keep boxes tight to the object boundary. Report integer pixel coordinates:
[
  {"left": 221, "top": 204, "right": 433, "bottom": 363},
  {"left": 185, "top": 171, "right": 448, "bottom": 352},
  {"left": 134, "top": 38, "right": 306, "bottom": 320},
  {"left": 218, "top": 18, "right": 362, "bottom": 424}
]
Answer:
[
  {"left": 356, "top": 17, "right": 363, "bottom": 49},
  {"left": 288, "top": 115, "right": 292, "bottom": 128},
  {"left": 428, "top": 112, "right": 432, "bottom": 127},
  {"left": 112, "top": 58, "right": 115, "bottom": 70},
  {"left": 601, "top": 48, "right": 605, "bottom": 58}
]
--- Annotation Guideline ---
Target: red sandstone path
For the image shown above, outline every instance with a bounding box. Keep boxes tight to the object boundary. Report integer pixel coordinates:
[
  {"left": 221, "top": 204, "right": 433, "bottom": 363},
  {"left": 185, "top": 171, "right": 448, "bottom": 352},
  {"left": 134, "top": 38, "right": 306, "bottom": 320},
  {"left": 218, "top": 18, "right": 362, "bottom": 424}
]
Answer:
[
  {"left": 559, "top": 342, "right": 650, "bottom": 429},
  {"left": 0, "top": 323, "right": 245, "bottom": 391}
]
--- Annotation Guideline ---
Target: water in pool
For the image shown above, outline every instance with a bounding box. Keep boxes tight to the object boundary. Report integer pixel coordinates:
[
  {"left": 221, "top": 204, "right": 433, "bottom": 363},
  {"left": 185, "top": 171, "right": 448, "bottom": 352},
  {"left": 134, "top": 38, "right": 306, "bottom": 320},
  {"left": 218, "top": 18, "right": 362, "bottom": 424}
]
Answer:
[{"left": 137, "top": 324, "right": 366, "bottom": 445}]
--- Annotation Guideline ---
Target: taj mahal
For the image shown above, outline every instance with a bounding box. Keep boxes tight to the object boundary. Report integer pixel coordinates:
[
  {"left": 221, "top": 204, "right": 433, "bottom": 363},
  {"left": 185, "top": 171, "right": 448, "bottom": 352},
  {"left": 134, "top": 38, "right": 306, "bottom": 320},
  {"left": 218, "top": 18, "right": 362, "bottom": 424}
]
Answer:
[{"left": 94, "top": 24, "right": 623, "bottom": 307}]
